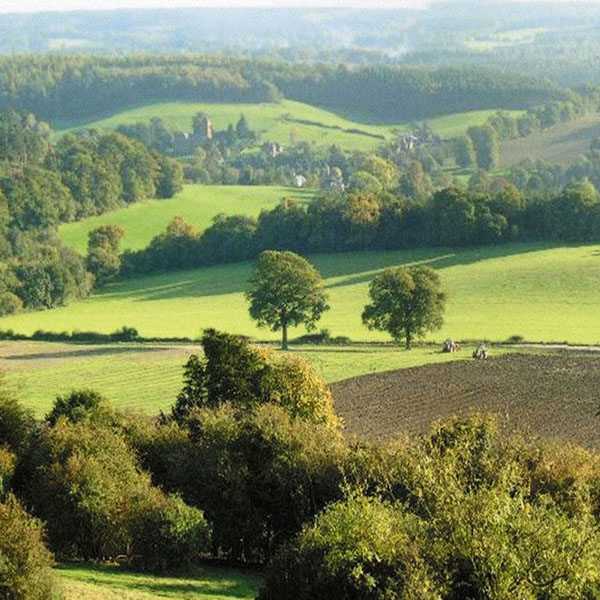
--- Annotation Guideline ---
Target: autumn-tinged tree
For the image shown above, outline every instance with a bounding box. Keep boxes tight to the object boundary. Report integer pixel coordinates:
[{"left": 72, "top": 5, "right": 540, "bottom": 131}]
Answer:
[{"left": 246, "top": 250, "right": 329, "bottom": 349}]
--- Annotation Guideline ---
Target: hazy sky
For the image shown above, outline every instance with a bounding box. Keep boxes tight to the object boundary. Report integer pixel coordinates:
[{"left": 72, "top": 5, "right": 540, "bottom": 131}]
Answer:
[
  {"left": 0, "top": 0, "right": 590, "bottom": 12},
  {"left": 0, "top": 0, "right": 428, "bottom": 12}
]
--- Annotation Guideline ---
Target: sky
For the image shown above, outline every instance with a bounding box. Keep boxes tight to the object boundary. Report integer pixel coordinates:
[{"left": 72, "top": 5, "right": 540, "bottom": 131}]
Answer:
[
  {"left": 0, "top": 0, "right": 429, "bottom": 12},
  {"left": 0, "top": 0, "right": 591, "bottom": 11}
]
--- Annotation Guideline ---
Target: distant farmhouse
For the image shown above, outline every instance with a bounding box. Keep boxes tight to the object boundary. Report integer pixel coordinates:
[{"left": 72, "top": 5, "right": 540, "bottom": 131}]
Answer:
[
  {"left": 294, "top": 174, "right": 307, "bottom": 188},
  {"left": 263, "top": 141, "right": 284, "bottom": 158}
]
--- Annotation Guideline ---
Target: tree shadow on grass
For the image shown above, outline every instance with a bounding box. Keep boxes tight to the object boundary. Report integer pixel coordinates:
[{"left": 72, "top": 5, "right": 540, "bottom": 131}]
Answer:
[
  {"left": 57, "top": 563, "right": 261, "bottom": 598},
  {"left": 2, "top": 346, "right": 166, "bottom": 361},
  {"left": 95, "top": 241, "right": 582, "bottom": 304},
  {"left": 319, "top": 241, "right": 564, "bottom": 290}
]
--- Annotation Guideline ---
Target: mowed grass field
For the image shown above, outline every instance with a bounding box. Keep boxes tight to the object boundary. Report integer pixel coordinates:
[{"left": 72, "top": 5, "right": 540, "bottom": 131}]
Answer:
[
  {"left": 500, "top": 112, "right": 600, "bottom": 167},
  {"left": 0, "top": 341, "right": 484, "bottom": 416},
  {"left": 52, "top": 99, "right": 521, "bottom": 150},
  {"left": 57, "top": 563, "right": 262, "bottom": 600},
  {"left": 59, "top": 185, "right": 310, "bottom": 253},
  {"left": 3, "top": 242, "right": 600, "bottom": 345}
]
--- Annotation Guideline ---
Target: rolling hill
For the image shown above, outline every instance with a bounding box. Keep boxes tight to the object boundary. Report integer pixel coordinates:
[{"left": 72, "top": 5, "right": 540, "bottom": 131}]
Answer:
[
  {"left": 499, "top": 112, "right": 600, "bottom": 168},
  {"left": 53, "top": 99, "right": 522, "bottom": 151},
  {"left": 4, "top": 242, "right": 600, "bottom": 345},
  {"left": 58, "top": 185, "right": 311, "bottom": 253}
]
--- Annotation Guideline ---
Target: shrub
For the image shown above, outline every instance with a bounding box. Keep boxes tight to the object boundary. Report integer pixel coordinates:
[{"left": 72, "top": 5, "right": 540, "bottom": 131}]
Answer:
[
  {"left": 261, "top": 415, "right": 600, "bottom": 599},
  {"left": 0, "top": 496, "right": 59, "bottom": 600},
  {"left": 171, "top": 329, "right": 339, "bottom": 430},
  {"left": 0, "top": 445, "right": 16, "bottom": 500},
  {"left": 259, "top": 496, "right": 439, "bottom": 600},
  {"left": 45, "top": 389, "right": 117, "bottom": 427},
  {"left": 0, "top": 390, "right": 35, "bottom": 456},
  {"left": 130, "top": 491, "right": 211, "bottom": 572},
  {"left": 20, "top": 419, "right": 210, "bottom": 567},
  {"left": 260, "top": 353, "right": 340, "bottom": 429},
  {"left": 140, "top": 403, "right": 346, "bottom": 562}
]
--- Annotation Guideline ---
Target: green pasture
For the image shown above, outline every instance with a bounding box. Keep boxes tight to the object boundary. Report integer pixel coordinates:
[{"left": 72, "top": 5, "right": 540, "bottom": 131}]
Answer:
[
  {"left": 57, "top": 562, "right": 262, "bottom": 600},
  {"left": 3, "top": 241, "right": 600, "bottom": 346},
  {"left": 53, "top": 99, "right": 395, "bottom": 151},
  {"left": 52, "top": 99, "right": 520, "bottom": 150},
  {"left": 58, "top": 185, "right": 310, "bottom": 253},
  {"left": 0, "top": 341, "right": 480, "bottom": 416},
  {"left": 426, "top": 109, "right": 524, "bottom": 138}
]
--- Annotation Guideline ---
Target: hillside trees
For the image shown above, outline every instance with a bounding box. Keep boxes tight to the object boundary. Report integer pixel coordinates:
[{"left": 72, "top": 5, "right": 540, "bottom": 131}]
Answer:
[
  {"left": 362, "top": 265, "right": 445, "bottom": 349},
  {"left": 260, "top": 416, "right": 600, "bottom": 600},
  {"left": 467, "top": 124, "right": 500, "bottom": 170},
  {"left": 86, "top": 224, "right": 125, "bottom": 285},
  {"left": 453, "top": 134, "right": 476, "bottom": 168},
  {"left": 246, "top": 250, "right": 330, "bottom": 349},
  {"left": 19, "top": 399, "right": 211, "bottom": 568},
  {"left": 0, "top": 55, "right": 567, "bottom": 122}
]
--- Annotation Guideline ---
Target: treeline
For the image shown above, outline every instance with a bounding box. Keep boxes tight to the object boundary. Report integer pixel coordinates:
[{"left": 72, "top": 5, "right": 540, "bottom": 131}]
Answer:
[
  {"left": 0, "top": 109, "right": 183, "bottom": 314},
  {"left": 0, "top": 54, "right": 569, "bottom": 123},
  {"left": 447, "top": 91, "right": 599, "bottom": 170},
  {"left": 0, "top": 55, "right": 280, "bottom": 121},
  {"left": 271, "top": 64, "right": 568, "bottom": 122},
  {"left": 121, "top": 180, "right": 600, "bottom": 275},
  {"left": 3, "top": 331, "right": 600, "bottom": 598},
  {"left": 504, "top": 141, "right": 600, "bottom": 193}
]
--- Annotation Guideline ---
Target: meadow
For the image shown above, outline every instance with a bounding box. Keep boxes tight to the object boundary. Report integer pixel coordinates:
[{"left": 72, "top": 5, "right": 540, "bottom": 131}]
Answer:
[
  {"left": 3, "top": 242, "right": 600, "bottom": 344},
  {"left": 52, "top": 99, "right": 520, "bottom": 150},
  {"left": 0, "top": 340, "right": 483, "bottom": 416},
  {"left": 57, "top": 563, "right": 262, "bottom": 600},
  {"left": 499, "top": 112, "right": 600, "bottom": 167},
  {"left": 58, "top": 185, "right": 310, "bottom": 253}
]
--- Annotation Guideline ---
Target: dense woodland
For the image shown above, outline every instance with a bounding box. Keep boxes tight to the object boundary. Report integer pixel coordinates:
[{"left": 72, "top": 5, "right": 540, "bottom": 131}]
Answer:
[
  {"left": 0, "top": 110, "right": 182, "bottom": 315},
  {"left": 0, "top": 55, "right": 567, "bottom": 123}
]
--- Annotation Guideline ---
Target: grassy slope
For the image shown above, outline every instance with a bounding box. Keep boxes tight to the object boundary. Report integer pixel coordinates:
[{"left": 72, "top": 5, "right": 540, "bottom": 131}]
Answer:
[
  {"left": 57, "top": 563, "right": 262, "bottom": 600},
  {"left": 58, "top": 185, "right": 311, "bottom": 253},
  {"left": 1, "top": 341, "right": 487, "bottom": 416},
  {"left": 3, "top": 241, "right": 600, "bottom": 344},
  {"left": 500, "top": 112, "right": 600, "bottom": 168},
  {"left": 52, "top": 99, "right": 521, "bottom": 150}
]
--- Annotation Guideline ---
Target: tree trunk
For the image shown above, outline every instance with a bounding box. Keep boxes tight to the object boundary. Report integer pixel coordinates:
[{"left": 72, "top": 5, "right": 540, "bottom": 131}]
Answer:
[
  {"left": 405, "top": 329, "right": 412, "bottom": 350},
  {"left": 281, "top": 317, "right": 288, "bottom": 350}
]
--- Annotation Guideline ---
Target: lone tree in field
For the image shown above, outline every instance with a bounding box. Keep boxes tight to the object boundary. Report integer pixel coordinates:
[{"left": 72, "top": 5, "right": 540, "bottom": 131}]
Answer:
[
  {"left": 362, "top": 265, "right": 445, "bottom": 349},
  {"left": 246, "top": 250, "right": 329, "bottom": 350}
]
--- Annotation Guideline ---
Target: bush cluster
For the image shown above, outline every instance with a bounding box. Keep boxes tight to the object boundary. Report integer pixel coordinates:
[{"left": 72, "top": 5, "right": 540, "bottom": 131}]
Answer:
[
  {"left": 2, "top": 333, "right": 600, "bottom": 598},
  {"left": 171, "top": 329, "right": 339, "bottom": 429}
]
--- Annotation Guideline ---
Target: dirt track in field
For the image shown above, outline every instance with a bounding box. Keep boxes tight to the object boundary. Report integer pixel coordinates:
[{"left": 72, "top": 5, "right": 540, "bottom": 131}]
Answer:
[{"left": 331, "top": 353, "right": 600, "bottom": 449}]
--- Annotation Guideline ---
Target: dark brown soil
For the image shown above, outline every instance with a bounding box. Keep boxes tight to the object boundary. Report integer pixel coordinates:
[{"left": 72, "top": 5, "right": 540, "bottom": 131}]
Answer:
[{"left": 331, "top": 353, "right": 600, "bottom": 449}]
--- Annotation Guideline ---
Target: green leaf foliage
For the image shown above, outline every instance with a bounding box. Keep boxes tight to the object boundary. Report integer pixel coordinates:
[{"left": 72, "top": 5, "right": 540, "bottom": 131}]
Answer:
[
  {"left": 362, "top": 265, "right": 445, "bottom": 348},
  {"left": 246, "top": 250, "right": 329, "bottom": 349}
]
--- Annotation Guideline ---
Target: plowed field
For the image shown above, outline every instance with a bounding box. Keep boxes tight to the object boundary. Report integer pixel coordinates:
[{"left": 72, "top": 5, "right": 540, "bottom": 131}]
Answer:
[{"left": 332, "top": 353, "right": 600, "bottom": 448}]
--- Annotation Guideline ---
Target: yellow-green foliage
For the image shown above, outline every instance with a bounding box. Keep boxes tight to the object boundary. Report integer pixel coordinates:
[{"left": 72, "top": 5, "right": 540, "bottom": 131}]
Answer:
[
  {"left": 261, "top": 414, "right": 600, "bottom": 599},
  {"left": 173, "top": 331, "right": 339, "bottom": 430},
  {"left": 261, "top": 352, "right": 340, "bottom": 430},
  {"left": 0, "top": 445, "right": 16, "bottom": 498},
  {"left": 22, "top": 419, "right": 210, "bottom": 569},
  {"left": 0, "top": 496, "right": 59, "bottom": 600}
]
